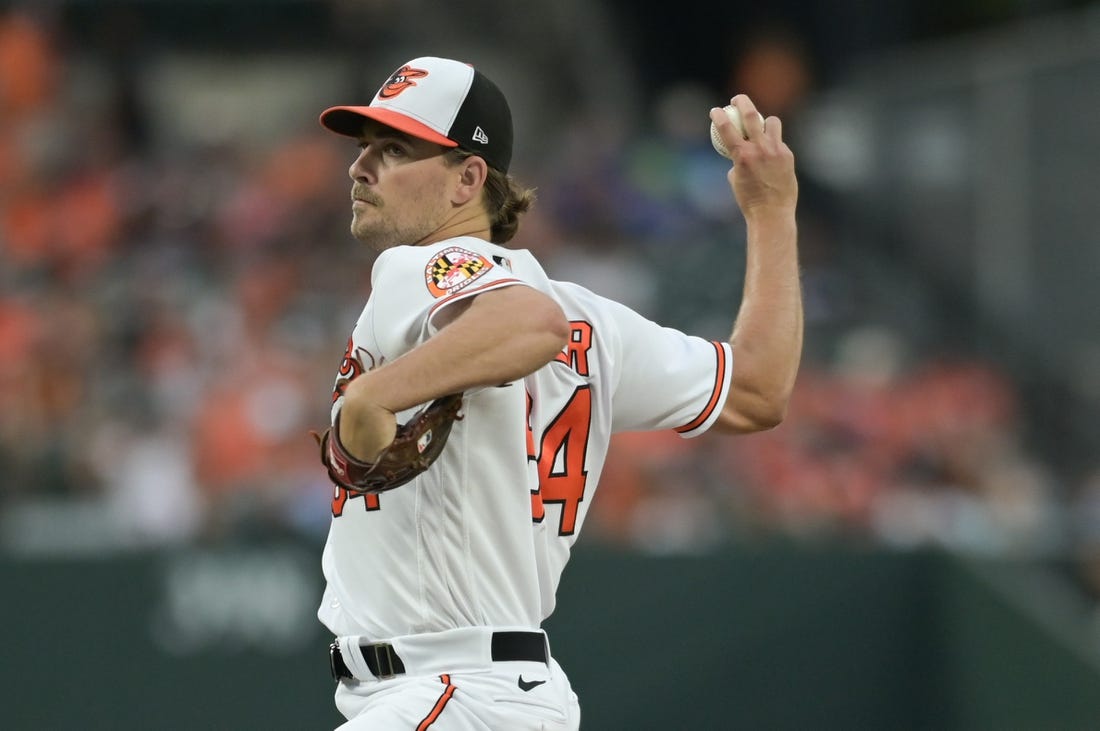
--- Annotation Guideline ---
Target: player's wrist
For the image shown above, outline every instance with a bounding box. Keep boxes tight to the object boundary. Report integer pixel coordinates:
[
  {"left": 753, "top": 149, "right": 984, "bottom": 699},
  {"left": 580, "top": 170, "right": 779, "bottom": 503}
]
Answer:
[
  {"left": 337, "top": 399, "right": 397, "bottom": 462},
  {"left": 742, "top": 208, "right": 798, "bottom": 240}
]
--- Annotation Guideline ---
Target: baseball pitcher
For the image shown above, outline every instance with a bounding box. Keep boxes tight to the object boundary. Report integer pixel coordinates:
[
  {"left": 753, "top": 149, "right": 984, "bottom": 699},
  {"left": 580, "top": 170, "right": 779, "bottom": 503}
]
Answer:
[{"left": 314, "top": 56, "right": 801, "bottom": 730}]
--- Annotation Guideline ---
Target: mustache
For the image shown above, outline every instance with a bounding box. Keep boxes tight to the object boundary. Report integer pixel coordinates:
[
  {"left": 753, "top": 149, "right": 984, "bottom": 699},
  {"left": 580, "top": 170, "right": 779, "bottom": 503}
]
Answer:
[{"left": 351, "top": 187, "right": 382, "bottom": 206}]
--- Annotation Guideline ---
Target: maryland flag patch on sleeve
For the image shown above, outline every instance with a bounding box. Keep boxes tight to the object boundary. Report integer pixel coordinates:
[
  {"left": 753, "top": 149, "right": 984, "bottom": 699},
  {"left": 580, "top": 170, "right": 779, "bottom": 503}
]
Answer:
[{"left": 425, "top": 246, "right": 493, "bottom": 298}]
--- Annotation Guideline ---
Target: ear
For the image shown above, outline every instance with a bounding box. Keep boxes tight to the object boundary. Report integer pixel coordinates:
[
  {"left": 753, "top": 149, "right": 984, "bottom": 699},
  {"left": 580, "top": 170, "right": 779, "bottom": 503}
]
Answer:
[{"left": 451, "top": 155, "right": 489, "bottom": 206}]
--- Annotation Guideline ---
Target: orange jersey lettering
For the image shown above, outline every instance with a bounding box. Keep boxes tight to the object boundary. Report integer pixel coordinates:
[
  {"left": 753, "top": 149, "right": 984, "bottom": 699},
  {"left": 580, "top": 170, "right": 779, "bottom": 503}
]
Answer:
[{"left": 553, "top": 321, "right": 593, "bottom": 376}]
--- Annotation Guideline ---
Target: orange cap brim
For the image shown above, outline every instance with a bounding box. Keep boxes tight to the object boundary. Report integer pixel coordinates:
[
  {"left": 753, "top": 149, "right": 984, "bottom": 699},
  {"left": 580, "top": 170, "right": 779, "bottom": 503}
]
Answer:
[{"left": 319, "top": 106, "right": 458, "bottom": 148}]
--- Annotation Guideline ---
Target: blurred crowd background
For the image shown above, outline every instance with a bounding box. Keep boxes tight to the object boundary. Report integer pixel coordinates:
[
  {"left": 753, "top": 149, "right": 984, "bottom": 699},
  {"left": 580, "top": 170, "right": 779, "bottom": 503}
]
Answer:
[{"left": 2, "top": 0, "right": 1099, "bottom": 604}]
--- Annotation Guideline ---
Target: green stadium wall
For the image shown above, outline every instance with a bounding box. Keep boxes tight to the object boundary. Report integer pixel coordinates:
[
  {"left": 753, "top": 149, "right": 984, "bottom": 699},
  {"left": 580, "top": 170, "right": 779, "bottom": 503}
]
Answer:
[{"left": 1, "top": 542, "right": 1098, "bottom": 730}]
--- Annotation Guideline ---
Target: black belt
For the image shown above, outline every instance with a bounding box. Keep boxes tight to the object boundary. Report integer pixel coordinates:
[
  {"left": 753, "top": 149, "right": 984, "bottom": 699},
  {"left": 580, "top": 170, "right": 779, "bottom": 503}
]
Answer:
[{"left": 329, "top": 631, "right": 548, "bottom": 681}]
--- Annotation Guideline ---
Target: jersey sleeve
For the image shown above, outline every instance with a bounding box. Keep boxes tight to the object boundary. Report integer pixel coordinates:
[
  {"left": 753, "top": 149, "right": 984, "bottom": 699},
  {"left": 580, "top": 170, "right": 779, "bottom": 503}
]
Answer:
[
  {"left": 606, "top": 300, "right": 732, "bottom": 438},
  {"left": 369, "top": 241, "right": 530, "bottom": 359}
]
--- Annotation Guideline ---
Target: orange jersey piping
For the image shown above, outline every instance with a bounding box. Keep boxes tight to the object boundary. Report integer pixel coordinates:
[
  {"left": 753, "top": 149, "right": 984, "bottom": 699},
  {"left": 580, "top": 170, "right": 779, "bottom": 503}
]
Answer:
[
  {"left": 675, "top": 340, "right": 728, "bottom": 434},
  {"left": 416, "top": 674, "right": 457, "bottom": 730},
  {"left": 427, "top": 278, "right": 526, "bottom": 319}
]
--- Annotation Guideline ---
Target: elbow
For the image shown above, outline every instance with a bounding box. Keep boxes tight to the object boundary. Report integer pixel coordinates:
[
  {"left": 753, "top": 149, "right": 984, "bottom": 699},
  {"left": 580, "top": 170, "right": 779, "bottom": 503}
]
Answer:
[
  {"left": 545, "top": 300, "right": 571, "bottom": 343},
  {"left": 715, "top": 382, "right": 792, "bottom": 434},
  {"left": 750, "top": 397, "right": 789, "bottom": 431},
  {"left": 742, "top": 399, "right": 790, "bottom": 433},
  {"left": 720, "top": 336, "right": 801, "bottom": 433},
  {"left": 532, "top": 298, "right": 571, "bottom": 363}
]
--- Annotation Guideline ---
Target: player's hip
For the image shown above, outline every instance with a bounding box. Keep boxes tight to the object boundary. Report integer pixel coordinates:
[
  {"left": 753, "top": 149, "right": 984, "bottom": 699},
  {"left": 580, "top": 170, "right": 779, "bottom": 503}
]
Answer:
[
  {"left": 334, "top": 656, "right": 579, "bottom": 731},
  {"left": 330, "top": 627, "right": 578, "bottom": 730}
]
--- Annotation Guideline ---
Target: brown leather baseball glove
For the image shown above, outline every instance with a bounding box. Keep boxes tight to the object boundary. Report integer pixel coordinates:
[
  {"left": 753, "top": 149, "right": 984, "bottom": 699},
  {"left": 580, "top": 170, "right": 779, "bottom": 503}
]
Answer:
[{"left": 315, "top": 393, "right": 464, "bottom": 494}]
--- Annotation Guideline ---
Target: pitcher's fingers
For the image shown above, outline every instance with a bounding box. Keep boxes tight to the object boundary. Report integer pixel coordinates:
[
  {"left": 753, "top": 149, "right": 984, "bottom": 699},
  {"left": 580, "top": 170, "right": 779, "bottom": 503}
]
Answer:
[
  {"left": 710, "top": 106, "right": 744, "bottom": 154},
  {"left": 764, "top": 115, "right": 783, "bottom": 141},
  {"left": 731, "top": 95, "right": 765, "bottom": 137}
]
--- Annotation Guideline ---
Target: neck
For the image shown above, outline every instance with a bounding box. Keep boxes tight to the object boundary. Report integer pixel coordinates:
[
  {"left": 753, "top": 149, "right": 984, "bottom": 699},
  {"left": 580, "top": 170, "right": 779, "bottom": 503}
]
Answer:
[{"left": 415, "top": 207, "right": 492, "bottom": 246}]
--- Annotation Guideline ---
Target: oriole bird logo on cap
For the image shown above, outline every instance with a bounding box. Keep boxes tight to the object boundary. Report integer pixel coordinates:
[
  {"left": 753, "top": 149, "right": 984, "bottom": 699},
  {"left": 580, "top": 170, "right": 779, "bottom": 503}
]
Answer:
[{"left": 379, "top": 65, "right": 429, "bottom": 99}]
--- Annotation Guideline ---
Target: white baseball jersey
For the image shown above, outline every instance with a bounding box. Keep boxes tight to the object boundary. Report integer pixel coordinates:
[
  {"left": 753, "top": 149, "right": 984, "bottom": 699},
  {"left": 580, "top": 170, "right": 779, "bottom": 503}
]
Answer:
[{"left": 318, "top": 236, "right": 732, "bottom": 640}]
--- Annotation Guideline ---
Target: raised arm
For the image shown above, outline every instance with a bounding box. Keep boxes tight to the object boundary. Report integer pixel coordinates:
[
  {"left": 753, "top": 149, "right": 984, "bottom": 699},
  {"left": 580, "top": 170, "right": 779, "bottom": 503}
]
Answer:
[
  {"left": 338, "top": 285, "right": 570, "bottom": 460},
  {"left": 710, "top": 95, "right": 803, "bottom": 434}
]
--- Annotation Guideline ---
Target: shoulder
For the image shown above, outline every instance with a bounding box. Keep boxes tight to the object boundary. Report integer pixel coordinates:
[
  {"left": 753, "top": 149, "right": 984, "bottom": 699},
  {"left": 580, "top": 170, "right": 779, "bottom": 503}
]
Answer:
[{"left": 372, "top": 238, "right": 493, "bottom": 285}]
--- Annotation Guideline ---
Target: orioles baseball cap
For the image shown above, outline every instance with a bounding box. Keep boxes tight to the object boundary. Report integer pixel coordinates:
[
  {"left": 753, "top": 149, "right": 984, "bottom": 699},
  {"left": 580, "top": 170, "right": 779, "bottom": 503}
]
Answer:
[{"left": 320, "top": 56, "right": 513, "bottom": 173}]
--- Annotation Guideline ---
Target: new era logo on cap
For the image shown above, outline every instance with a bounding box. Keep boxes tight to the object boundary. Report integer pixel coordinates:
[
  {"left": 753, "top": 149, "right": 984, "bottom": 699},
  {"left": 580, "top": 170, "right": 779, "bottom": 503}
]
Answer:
[{"left": 320, "top": 56, "right": 513, "bottom": 172}]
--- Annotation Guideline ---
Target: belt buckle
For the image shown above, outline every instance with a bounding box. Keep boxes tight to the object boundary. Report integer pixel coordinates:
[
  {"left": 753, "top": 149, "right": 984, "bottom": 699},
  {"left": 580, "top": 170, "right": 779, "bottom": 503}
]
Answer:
[
  {"left": 371, "top": 642, "right": 399, "bottom": 680},
  {"left": 328, "top": 642, "right": 341, "bottom": 681}
]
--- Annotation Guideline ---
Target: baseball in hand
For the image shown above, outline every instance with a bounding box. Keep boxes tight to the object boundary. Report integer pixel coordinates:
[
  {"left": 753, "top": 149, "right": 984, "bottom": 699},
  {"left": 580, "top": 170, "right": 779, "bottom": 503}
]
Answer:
[{"left": 709, "top": 105, "right": 763, "bottom": 158}]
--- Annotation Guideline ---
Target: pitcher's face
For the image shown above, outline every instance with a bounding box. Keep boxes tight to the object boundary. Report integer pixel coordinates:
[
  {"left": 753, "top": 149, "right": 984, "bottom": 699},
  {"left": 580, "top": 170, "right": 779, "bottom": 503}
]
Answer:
[{"left": 348, "top": 121, "right": 453, "bottom": 251}]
